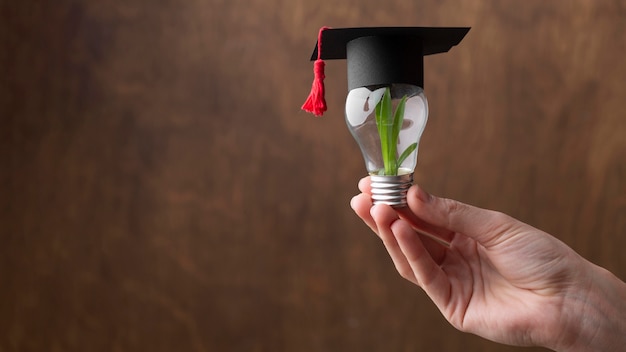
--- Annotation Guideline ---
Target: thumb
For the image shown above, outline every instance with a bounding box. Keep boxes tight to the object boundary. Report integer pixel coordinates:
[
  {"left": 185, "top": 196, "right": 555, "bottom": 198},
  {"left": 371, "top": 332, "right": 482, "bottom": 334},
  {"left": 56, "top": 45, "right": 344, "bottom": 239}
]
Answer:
[{"left": 406, "top": 185, "right": 521, "bottom": 247}]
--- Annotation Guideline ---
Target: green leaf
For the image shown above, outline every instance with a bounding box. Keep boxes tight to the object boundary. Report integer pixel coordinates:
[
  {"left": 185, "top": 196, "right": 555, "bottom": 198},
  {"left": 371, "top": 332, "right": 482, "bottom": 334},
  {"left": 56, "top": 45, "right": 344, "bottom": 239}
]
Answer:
[
  {"left": 375, "top": 87, "right": 413, "bottom": 176},
  {"left": 397, "top": 143, "right": 417, "bottom": 167}
]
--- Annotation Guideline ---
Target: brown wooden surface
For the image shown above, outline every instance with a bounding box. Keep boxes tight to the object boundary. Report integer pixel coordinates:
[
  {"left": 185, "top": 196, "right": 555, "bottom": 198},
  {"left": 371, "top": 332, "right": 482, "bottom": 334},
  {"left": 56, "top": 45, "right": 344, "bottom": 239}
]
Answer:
[{"left": 2, "top": 1, "right": 625, "bottom": 351}]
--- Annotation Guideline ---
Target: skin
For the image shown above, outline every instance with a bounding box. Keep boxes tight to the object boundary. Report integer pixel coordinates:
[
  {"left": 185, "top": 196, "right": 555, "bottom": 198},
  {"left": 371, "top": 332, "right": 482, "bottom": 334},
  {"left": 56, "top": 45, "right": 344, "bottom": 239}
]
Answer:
[{"left": 351, "top": 176, "right": 626, "bottom": 351}]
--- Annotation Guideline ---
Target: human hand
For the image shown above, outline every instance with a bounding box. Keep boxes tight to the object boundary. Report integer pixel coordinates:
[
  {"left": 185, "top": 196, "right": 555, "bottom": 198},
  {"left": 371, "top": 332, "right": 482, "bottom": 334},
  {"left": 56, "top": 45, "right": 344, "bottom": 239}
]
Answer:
[{"left": 350, "top": 177, "right": 626, "bottom": 351}]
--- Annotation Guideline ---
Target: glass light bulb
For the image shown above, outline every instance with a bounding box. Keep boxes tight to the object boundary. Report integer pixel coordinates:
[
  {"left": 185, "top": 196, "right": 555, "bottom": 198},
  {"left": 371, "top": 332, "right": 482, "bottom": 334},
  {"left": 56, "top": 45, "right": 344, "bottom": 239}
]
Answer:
[{"left": 345, "top": 83, "right": 428, "bottom": 206}]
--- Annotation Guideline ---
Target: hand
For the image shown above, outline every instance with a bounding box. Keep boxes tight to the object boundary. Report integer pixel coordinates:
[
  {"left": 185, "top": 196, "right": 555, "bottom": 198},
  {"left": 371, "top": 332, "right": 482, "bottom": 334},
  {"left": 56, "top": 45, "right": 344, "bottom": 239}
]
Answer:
[{"left": 350, "top": 177, "right": 626, "bottom": 351}]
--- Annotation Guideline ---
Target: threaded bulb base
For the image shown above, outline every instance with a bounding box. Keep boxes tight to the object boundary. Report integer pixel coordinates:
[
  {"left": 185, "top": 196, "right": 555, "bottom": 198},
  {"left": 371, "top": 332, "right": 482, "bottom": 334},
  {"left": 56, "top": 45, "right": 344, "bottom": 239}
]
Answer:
[{"left": 370, "top": 173, "right": 413, "bottom": 207}]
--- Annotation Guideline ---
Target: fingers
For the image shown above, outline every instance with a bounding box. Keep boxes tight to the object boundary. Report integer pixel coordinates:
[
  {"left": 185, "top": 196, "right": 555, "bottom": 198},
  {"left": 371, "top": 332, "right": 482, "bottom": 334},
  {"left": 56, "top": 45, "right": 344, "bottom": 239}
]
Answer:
[
  {"left": 358, "top": 176, "right": 453, "bottom": 245},
  {"left": 406, "top": 185, "right": 520, "bottom": 248},
  {"left": 369, "top": 204, "right": 418, "bottom": 284},
  {"left": 370, "top": 204, "right": 452, "bottom": 307},
  {"left": 391, "top": 214, "right": 452, "bottom": 305},
  {"left": 353, "top": 177, "right": 453, "bottom": 304},
  {"left": 350, "top": 193, "right": 378, "bottom": 234},
  {"left": 354, "top": 176, "right": 450, "bottom": 251}
]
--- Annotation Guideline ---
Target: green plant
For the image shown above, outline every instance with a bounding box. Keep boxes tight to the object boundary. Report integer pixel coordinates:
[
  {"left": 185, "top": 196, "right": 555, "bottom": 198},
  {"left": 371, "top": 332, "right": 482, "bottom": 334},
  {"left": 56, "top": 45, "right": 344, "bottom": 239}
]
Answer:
[{"left": 375, "top": 87, "right": 418, "bottom": 176}]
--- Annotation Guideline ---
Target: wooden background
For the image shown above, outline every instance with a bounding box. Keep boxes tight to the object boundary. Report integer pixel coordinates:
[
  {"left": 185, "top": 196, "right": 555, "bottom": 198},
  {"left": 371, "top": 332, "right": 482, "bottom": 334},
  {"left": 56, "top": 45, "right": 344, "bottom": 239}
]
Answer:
[{"left": 2, "top": 1, "right": 625, "bottom": 351}]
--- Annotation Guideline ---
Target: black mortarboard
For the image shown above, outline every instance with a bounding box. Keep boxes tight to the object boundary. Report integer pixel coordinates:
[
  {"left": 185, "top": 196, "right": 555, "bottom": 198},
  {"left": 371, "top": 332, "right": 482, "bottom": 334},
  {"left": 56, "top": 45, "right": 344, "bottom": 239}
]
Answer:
[{"left": 302, "top": 26, "right": 470, "bottom": 116}]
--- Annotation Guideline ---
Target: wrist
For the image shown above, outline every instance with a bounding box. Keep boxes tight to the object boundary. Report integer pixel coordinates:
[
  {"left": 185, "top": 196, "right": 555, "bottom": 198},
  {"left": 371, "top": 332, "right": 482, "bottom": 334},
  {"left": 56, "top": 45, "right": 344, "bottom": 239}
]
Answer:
[{"left": 554, "top": 262, "right": 626, "bottom": 351}]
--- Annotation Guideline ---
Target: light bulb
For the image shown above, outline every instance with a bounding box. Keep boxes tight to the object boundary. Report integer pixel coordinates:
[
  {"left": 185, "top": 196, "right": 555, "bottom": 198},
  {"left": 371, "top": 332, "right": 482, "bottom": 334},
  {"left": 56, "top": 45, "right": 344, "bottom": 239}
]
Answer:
[
  {"left": 345, "top": 83, "right": 428, "bottom": 207},
  {"left": 301, "top": 27, "right": 469, "bottom": 206}
]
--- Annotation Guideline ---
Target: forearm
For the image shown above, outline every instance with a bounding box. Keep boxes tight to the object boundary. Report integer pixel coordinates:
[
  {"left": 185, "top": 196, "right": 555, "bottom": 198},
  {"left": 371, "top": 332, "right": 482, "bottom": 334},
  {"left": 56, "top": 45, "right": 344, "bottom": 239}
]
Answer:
[{"left": 555, "top": 262, "right": 626, "bottom": 351}]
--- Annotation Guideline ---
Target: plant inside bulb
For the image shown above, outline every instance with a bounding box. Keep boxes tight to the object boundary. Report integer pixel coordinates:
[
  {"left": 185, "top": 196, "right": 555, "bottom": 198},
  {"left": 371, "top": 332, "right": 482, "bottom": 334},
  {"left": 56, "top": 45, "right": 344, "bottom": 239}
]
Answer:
[
  {"left": 374, "top": 87, "right": 418, "bottom": 176},
  {"left": 346, "top": 83, "right": 428, "bottom": 177}
]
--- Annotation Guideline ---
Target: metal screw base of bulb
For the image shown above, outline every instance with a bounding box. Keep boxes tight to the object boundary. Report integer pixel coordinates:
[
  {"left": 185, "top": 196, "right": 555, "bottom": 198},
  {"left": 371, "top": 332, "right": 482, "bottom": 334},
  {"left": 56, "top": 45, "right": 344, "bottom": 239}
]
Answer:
[{"left": 370, "top": 173, "right": 414, "bottom": 207}]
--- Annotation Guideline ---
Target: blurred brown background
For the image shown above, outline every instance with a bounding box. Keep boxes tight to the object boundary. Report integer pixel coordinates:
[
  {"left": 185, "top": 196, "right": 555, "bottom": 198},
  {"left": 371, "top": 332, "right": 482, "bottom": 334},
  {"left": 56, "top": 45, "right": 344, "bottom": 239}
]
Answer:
[{"left": 1, "top": 1, "right": 625, "bottom": 351}]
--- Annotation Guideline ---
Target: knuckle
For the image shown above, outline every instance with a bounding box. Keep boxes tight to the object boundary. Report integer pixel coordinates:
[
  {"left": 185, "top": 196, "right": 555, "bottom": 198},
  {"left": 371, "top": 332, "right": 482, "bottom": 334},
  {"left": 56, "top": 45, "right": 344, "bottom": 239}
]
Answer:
[{"left": 441, "top": 197, "right": 464, "bottom": 228}]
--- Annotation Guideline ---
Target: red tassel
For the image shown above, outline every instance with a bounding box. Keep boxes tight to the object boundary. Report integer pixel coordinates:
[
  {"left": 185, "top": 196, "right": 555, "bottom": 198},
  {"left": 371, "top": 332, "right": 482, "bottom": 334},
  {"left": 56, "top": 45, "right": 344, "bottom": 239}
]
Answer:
[
  {"left": 301, "top": 59, "right": 326, "bottom": 116},
  {"left": 302, "top": 27, "right": 330, "bottom": 117}
]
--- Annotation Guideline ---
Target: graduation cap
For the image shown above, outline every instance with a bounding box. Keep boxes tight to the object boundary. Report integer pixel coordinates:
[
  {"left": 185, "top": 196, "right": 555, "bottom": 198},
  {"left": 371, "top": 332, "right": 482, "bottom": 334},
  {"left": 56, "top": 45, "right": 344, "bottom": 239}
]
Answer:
[{"left": 302, "top": 26, "right": 470, "bottom": 116}]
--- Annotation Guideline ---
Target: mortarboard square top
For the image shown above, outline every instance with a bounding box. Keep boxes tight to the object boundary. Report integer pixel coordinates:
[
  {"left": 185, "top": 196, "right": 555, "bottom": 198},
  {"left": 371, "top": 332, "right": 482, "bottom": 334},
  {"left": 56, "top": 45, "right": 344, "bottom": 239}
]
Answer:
[{"left": 309, "top": 27, "right": 470, "bottom": 90}]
